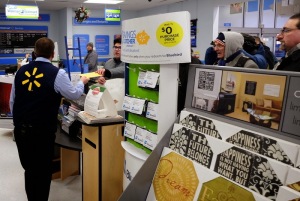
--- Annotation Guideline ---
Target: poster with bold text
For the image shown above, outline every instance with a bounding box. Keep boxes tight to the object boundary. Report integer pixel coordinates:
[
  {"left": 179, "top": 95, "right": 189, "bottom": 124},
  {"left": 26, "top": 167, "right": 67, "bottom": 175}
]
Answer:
[{"left": 121, "top": 11, "right": 191, "bottom": 64}]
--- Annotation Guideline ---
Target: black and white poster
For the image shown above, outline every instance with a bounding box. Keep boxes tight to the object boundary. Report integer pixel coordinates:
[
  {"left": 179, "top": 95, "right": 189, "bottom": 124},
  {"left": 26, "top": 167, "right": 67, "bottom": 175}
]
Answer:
[
  {"left": 186, "top": 130, "right": 213, "bottom": 168},
  {"left": 214, "top": 147, "right": 285, "bottom": 200}
]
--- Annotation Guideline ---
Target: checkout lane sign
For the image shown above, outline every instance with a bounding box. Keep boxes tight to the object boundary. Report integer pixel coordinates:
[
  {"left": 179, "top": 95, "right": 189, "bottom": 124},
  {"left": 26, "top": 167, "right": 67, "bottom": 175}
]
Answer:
[{"left": 5, "top": 4, "right": 39, "bottom": 19}]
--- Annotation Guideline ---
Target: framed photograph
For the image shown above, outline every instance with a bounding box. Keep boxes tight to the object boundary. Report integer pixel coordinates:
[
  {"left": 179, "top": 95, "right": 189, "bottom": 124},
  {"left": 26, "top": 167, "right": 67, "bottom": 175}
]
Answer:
[
  {"left": 245, "top": 81, "right": 257, "bottom": 95},
  {"left": 230, "top": 3, "right": 243, "bottom": 14}
]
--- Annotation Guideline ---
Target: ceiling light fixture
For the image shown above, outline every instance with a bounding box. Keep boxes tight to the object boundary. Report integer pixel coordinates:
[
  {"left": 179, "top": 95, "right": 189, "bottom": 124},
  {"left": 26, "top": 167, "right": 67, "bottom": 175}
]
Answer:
[{"left": 84, "top": 0, "right": 124, "bottom": 4}]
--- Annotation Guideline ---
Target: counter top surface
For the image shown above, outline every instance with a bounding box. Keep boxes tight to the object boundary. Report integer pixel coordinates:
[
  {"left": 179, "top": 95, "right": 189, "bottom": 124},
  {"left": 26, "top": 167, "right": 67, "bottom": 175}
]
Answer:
[{"left": 0, "top": 75, "right": 14, "bottom": 84}]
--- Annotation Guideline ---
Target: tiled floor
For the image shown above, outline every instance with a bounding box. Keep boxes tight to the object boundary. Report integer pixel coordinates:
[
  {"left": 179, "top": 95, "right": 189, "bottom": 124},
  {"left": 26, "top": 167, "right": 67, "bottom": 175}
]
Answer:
[{"left": 0, "top": 128, "right": 82, "bottom": 201}]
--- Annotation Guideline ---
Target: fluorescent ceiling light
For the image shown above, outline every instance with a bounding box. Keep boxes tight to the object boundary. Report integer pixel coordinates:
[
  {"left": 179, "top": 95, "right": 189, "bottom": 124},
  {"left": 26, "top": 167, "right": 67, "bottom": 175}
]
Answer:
[{"left": 84, "top": 0, "right": 124, "bottom": 4}]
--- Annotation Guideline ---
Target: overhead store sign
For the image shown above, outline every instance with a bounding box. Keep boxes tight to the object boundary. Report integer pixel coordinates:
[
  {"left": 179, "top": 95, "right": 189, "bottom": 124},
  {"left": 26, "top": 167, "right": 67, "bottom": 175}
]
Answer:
[
  {"left": 73, "top": 17, "right": 120, "bottom": 25},
  {"left": 5, "top": 4, "right": 39, "bottom": 19},
  {"left": 105, "top": 9, "right": 121, "bottom": 21}
]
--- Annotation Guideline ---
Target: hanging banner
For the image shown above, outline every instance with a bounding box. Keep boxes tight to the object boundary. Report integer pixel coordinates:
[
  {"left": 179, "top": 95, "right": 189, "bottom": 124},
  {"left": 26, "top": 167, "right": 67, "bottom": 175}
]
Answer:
[{"left": 121, "top": 11, "right": 191, "bottom": 64}]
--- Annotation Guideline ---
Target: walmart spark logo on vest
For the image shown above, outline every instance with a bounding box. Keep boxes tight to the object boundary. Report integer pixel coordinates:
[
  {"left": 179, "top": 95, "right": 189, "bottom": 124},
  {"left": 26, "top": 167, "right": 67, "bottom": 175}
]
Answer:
[{"left": 22, "top": 67, "right": 43, "bottom": 91}]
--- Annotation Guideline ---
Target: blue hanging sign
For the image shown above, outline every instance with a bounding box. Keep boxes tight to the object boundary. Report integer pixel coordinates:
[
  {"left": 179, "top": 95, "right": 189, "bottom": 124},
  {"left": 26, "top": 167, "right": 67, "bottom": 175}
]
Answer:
[
  {"left": 0, "top": 13, "right": 50, "bottom": 21},
  {"left": 95, "top": 35, "right": 110, "bottom": 56},
  {"left": 73, "top": 17, "right": 120, "bottom": 25}
]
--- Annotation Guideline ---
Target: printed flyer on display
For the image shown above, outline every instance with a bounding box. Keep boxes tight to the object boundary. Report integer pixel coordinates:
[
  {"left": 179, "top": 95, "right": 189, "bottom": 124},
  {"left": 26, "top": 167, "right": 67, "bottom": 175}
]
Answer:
[{"left": 121, "top": 11, "right": 191, "bottom": 64}]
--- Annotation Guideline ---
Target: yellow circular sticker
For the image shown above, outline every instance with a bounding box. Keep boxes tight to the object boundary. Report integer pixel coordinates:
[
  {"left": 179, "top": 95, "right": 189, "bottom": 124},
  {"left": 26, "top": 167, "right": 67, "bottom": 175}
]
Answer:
[
  {"left": 153, "top": 152, "right": 199, "bottom": 201},
  {"left": 156, "top": 21, "right": 184, "bottom": 47}
]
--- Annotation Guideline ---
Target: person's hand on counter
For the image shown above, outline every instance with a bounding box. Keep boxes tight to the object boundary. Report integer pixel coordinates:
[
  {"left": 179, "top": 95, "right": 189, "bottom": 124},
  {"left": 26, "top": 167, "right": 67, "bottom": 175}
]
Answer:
[{"left": 80, "top": 76, "right": 90, "bottom": 84}]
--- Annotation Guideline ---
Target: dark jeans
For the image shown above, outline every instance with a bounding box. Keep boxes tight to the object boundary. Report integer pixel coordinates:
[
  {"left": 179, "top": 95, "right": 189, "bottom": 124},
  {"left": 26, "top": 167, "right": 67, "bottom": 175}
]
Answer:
[{"left": 14, "top": 124, "right": 55, "bottom": 201}]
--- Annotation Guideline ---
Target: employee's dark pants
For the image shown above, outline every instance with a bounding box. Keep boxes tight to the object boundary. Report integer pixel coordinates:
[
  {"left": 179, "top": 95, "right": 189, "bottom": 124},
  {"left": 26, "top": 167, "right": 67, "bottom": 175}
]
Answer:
[{"left": 14, "top": 124, "right": 55, "bottom": 201}]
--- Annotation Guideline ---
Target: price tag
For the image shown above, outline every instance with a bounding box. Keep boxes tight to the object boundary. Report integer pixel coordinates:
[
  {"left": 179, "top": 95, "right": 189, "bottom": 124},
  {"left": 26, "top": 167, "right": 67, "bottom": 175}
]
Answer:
[
  {"left": 156, "top": 21, "right": 184, "bottom": 47},
  {"left": 124, "top": 122, "right": 137, "bottom": 139},
  {"left": 146, "top": 102, "right": 159, "bottom": 121}
]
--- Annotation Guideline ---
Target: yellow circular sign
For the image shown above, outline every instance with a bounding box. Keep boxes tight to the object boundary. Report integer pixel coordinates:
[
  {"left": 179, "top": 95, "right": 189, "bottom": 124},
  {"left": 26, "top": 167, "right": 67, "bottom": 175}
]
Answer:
[
  {"left": 153, "top": 152, "right": 199, "bottom": 201},
  {"left": 156, "top": 21, "right": 184, "bottom": 47}
]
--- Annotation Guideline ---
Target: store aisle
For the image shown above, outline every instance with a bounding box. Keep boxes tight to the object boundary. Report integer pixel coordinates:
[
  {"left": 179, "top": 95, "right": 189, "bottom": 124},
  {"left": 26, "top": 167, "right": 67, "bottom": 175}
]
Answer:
[{"left": 0, "top": 128, "right": 82, "bottom": 201}]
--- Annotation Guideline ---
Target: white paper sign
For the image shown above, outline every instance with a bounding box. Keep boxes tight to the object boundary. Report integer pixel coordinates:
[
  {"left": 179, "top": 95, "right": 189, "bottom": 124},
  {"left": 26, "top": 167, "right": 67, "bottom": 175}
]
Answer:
[
  {"left": 263, "top": 84, "right": 280, "bottom": 97},
  {"left": 122, "top": 96, "right": 132, "bottom": 112},
  {"left": 134, "top": 127, "right": 146, "bottom": 144},
  {"left": 144, "top": 71, "right": 160, "bottom": 88},
  {"left": 121, "top": 11, "right": 191, "bottom": 64},
  {"left": 143, "top": 131, "right": 158, "bottom": 150},
  {"left": 137, "top": 71, "right": 146, "bottom": 87},
  {"left": 146, "top": 102, "right": 159, "bottom": 121},
  {"left": 124, "top": 122, "right": 137, "bottom": 139},
  {"left": 130, "top": 98, "right": 146, "bottom": 115}
]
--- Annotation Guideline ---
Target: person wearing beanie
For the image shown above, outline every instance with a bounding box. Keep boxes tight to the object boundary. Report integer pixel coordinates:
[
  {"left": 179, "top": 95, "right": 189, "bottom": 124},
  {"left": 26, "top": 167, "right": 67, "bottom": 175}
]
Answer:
[
  {"left": 84, "top": 42, "right": 98, "bottom": 72},
  {"left": 97, "top": 37, "right": 125, "bottom": 85},
  {"left": 213, "top": 31, "right": 258, "bottom": 68}
]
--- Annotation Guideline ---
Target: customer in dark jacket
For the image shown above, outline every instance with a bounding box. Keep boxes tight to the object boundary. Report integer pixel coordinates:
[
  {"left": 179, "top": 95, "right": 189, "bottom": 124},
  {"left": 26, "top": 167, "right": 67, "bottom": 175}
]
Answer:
[
  {"left": 10, "top": 37, "right": 89, "bottom": 201},
  {"left": 276, "top": 13, "right": 300, "bottom": 72},
  {"left": 254, "top": 36, "right": 278, "bottom": 69},
  {"left": 241, "top": 33, "right": 268, "bottom": 69},
  {"left": 205, "top": 44, "right": 218, "bottom": 65}
]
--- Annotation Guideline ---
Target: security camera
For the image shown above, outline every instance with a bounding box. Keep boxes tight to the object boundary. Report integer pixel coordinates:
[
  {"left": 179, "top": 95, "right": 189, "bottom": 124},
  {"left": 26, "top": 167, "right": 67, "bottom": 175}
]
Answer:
[{"left": 148, "top": 0, "right": 152, "bottom": 2}]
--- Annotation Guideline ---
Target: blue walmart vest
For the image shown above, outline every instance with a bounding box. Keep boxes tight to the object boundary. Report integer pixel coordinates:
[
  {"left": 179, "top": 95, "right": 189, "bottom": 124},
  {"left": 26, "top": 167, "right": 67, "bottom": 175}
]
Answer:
[{"left": 13, "top": 61, "right": 61, "bottom": 132}]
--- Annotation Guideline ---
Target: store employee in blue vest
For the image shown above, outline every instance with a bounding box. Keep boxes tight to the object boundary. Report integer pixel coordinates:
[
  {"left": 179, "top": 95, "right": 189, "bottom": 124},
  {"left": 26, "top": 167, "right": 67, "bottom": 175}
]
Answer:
[{"left": 9, "top": 37, "right": 89, "bottom": 201}]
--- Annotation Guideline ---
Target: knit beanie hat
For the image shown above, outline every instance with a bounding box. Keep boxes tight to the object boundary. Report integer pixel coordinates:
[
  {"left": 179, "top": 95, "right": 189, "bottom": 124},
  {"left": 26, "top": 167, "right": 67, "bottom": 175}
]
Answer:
[
  {"left": 87, "top": 42, "right": 93, "bottom": 48},
  {"left": 214, "top": 32, "right": 225, "bottom": 46}
]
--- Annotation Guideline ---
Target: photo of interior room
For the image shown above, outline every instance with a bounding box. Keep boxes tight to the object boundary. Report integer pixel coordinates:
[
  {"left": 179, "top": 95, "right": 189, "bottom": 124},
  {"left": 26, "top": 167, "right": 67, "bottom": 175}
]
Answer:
[
  {"left": 192, "top": 69, "right": 286, "bottom": 130},
  {"left": 220, "top": 71, "right": 286, "bottom": 130}
]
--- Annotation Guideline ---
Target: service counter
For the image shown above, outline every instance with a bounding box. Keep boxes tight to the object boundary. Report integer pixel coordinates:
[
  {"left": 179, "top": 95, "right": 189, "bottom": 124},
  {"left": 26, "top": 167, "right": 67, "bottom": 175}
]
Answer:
[
  {"left": 81, "top": 117, "right": 124, "bottom": 201},
  {"left": 54, "top": 115, "right": 125, "bottom": 201},
  {"left": 0, "top": 75, "right": 14, "bottom": 84}
]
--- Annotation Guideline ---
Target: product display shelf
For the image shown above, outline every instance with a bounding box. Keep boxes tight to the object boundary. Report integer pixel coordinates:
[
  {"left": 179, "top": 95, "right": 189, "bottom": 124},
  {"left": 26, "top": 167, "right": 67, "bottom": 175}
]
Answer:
[
  {"left": 119, "top": 64, "right": 300, "bottom": 201},
  {"left": 122, "top": 63, "right": 179, "bottom": 189}
]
